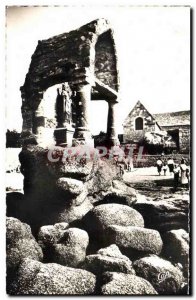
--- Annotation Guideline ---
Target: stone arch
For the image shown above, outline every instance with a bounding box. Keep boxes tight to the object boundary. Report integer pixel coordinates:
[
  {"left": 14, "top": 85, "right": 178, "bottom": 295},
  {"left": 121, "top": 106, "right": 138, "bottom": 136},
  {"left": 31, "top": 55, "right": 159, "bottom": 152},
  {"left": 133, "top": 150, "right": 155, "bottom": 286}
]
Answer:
[{"left": 20, "top": 18, "right": 120, "bottom": 145}]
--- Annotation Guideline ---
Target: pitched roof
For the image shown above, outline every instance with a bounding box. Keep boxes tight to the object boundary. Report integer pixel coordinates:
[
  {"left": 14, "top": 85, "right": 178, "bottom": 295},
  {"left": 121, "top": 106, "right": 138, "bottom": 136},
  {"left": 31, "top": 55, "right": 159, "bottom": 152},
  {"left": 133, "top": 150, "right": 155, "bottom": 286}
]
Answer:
[
  {"left": 123, "top": 100, "right": 158, "bottom": 126},
  {"left": 153, "top": 111, "right": 190, "bottom": 127}
]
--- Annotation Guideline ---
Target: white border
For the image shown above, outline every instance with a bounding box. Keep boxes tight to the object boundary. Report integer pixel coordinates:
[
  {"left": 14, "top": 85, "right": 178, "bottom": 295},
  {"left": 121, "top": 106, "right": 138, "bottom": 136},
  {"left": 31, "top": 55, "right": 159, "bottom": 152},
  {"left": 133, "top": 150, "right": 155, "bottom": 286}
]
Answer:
[{"left": 1, "top": 1, "right": 195, "bottom": 299}]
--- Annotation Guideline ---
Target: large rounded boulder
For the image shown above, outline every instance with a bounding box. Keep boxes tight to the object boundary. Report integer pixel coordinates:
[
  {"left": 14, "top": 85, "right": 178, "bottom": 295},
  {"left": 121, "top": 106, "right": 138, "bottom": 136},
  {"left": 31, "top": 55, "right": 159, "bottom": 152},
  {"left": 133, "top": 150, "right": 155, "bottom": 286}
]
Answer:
[
  {"left": 162, "top": 229, "right": 189, "bottom": 277},
  {"left": 133, "top": 255, "right": 184, "bottom": 294},
  {"left": 100, "top": 272, "right": 158, "bottom": 295},
  {"left": 51, "top": 228, "right": 89, "bottom": 267},
  {"left": 6, "top": 217, "right": 43, "bottom": 293},
  {"left": 133, "top": 196, "right": 189, "bottom": 232},
  {"left": 105, "top": 225, "right": 163, "bottom": 258},
  {"left": 37, "top": 222, "right": 69, "bottom": 247},
  {"left": 83, "top": 244, "right": 135, "bottom": 275},
  {"left": 6, "top": 217, "right": 43, "bottom": 271},
  {"left": 83, "top": 204, "right": 144, "bottom": 238},
  {"left": 11, "top": 258, "right": 96, "bottom": 295}
]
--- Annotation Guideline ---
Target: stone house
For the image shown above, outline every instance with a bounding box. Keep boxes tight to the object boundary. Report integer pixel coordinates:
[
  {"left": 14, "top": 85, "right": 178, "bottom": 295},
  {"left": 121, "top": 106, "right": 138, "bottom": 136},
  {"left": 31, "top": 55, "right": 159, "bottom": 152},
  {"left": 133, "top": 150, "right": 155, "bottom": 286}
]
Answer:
[
  {"left": 153, "top": 111, "right": 190, "bottom": 153},
  {"left": 123, "top": 101, "right": 190, "bottom": 153}
]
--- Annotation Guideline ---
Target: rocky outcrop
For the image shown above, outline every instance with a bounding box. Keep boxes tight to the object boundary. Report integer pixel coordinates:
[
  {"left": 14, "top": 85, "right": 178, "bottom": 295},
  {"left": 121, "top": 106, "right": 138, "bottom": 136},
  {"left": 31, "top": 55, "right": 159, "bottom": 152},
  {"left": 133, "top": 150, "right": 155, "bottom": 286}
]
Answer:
[
  {"left": 162, "top": 229, "right": 189, "bottom": 277},
  {"left": 83, "top": 244, "right": 135, "bottom": 275},
  {"left": 133, "top": 255, "right": 184, "bottom": 294},
  {"left": 133, "top": 195, "right": 189, "bottom": 232},
  {"left": 100, "top": 272, "right": 158, "bottom": 295},
  {"left": 17, "top": 146, "right": 120, "bottom": 231},
  {"left": 12, "top": 258, "right": 96, "bottom": 295},
  {"left": 105, "top": 225, "right": 163, "bottom": 258}
]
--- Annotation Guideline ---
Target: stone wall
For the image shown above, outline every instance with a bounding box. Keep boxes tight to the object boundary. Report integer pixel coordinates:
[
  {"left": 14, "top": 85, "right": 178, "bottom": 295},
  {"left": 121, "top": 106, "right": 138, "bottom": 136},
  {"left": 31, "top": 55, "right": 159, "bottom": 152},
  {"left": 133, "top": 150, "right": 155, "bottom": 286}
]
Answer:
[
  {"left": 179, "top": 127, "right": 190, "bottom": 154},
  {"left": 162, "top": 125, "right": 190, "bottom": 154},
  {"left": 133, "top": 154, "right": 190, "bottom": 168},
  {"left": 95, "top": 30, "right": 118, "bottom": 91}
]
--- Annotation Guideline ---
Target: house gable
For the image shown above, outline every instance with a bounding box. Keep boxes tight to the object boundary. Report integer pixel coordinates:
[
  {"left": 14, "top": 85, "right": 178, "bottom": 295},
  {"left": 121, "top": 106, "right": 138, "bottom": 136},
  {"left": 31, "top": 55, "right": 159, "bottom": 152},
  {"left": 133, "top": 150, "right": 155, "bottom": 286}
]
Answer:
[
  {"left": 123, "top": 101, "right": 160, "bottom": 130},
  {"left": 123, "top": 101, "right": 161, "bottom": 143}
]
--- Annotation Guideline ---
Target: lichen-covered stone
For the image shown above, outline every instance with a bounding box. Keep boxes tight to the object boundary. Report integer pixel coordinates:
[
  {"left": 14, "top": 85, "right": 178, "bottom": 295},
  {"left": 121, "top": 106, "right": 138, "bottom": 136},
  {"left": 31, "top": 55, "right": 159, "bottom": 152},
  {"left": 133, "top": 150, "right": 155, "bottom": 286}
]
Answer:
[
  {"left": 56, "top": 178, "right": 84, "bottom": 196},
  {"left": 38, "top": 222, "right": 69, "bottom": 247},
  {"left": 83, "top": 254, "right": 135, "bottom": 275},
  {"left": 162, "top": 229, "right": 189, "bottom": 278},
  {"left": 55, "top": 198, "right": 93, "bottom": 223},
  {"left": 6, "top": 217, "right": 32, "bottom": 242},
  {"left": 100, "top": 272, "right": 158, "bottom": 295},
  {"left": 133, "top": 255, "right": 184, "bottom": 294},
  {"left": 162, "top": 229, "right": 189, "bottom": 265},
  {"left": 83, "top": 244, "right": 135, "bottom": 275},
  {"left": 105, "top": 225, "right": 163, "bottom": 257},
  {"left": 133, "top": 196, "right": 189, "bottom": 232},
  {"left": 6, "top": 217, "right": 43, "bottom": 271},
  {"left": 51, "top": 228, "right": 89, "bottom": 267},
  {"left": 97, "top": 244, "right": 127, "bottom": 258},
  {"left": 83, "top": 204, "right": 144, "bottom": 236},
  {"left": 7, "top": 239, "right": 43, "bottom": 270},
  {"left": 6, "top": 217, "right": 43, "bottom": 294},
  {"left": 13, "top": 258, "right": 96, "bottom": 295},
  {"left": 86, "top": 160, "right": 118, "bottom": 199}
]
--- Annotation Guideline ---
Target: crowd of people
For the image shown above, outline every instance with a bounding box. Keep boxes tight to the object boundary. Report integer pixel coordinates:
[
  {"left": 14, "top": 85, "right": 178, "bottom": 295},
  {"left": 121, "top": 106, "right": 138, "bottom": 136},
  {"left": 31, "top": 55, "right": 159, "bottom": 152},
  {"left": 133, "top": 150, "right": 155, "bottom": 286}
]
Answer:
[{"left": 156, "top": 157, "right": 190, "bottom": 190}]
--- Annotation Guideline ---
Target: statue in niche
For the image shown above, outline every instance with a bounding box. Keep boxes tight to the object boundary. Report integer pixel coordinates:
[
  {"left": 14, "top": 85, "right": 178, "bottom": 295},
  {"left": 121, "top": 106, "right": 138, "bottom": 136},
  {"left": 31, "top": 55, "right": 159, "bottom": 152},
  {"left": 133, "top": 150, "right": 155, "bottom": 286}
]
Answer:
[
  {"left": 62, "top": 83, "right": 72, "bottom": 124},
  {"left": 55, "top": 83, "right": 72, "bottom": 127}
]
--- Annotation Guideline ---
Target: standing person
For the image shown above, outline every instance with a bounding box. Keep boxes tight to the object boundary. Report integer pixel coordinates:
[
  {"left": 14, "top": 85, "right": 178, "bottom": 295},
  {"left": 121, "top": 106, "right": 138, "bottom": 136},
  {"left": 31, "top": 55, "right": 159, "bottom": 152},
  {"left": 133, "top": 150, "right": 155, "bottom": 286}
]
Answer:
[
  {"left": 173, "top": 164, "right": 180, "bottom": 191},
  {"left": 167, "top": 157, "right": 174, "bottom": 174},
  {"left": 126, "top": 156, "right": 133, "bottom": 172},
  {"left": 162, "top": 162, "right": 168, "bottom": 176},
  {"left": 129, "top": 157, "right": 134, "bottom": 172},
  {"left": 156, "top": 157, "right": 163, "bottom": 176},
  {"left": 180, "top": 159, "right": 189, "bottom": 187},
  {"left": 119, "top": 164, "right": 124, "bottom": 176}
]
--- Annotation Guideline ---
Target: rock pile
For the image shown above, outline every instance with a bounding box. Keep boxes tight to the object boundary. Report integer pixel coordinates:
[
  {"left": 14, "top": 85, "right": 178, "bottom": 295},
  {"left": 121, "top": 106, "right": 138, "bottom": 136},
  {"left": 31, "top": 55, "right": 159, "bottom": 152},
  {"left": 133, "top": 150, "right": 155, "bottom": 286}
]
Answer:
[{"left": 6, "top": 150, "right": 189, "bottom": 295}]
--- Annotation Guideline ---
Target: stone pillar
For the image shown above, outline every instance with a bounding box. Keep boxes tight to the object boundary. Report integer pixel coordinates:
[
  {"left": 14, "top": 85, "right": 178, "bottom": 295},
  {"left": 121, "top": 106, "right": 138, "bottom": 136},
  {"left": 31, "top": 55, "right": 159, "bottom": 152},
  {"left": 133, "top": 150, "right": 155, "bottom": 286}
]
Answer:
[
  {"left": 106, "top": 101, "right": 119, "bottom": 146},
  {"left": 73, "top": 84, "right": 93, "bottom": 145},
  {"left": 32, "top": 104, "right": 45, "bottom": 144},
  {"left": 22, "top": 110, "right": 33, "bottom": 133}
]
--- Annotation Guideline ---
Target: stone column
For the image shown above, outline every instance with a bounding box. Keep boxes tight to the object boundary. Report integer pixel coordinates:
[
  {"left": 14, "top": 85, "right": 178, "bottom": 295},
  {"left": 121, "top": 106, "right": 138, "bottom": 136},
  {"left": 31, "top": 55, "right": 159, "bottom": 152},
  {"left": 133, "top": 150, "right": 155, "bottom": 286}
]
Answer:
[
  {"left": 106, "top": 101, "right": 119, "bottom": 146},
  {"left": 73, "top": 84, "right": 93, "bottom": 145},
  {"left": 32, "top": 104, "right": 45, "bottom": 142},
  {"left": 22, "top": 110, "right": 33, "bottom": 133}
]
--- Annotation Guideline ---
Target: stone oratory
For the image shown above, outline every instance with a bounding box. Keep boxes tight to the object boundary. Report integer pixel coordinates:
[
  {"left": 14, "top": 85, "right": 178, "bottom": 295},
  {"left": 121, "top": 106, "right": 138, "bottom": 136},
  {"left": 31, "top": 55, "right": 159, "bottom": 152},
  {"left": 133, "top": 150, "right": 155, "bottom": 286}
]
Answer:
[{"left": 20, "top": 18, "right": 120, "bottom": 146}]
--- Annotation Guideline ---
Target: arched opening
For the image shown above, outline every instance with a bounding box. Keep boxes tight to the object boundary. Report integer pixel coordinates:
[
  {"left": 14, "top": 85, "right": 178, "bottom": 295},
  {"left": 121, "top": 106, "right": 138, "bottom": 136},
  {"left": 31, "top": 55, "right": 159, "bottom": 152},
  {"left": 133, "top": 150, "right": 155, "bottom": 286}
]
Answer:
[
  {"left": 21, "top": 19, "right": 120, "bottom": 146},
  {"left": 135, "top": 117, "right": 143, "bottom": 130}
]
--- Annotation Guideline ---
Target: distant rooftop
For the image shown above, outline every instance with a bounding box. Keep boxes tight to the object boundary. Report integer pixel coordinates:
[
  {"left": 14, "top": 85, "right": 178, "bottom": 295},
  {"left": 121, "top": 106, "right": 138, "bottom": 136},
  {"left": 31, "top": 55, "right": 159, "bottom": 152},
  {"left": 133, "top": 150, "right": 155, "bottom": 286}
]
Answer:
[{"left": 153, "top": 110, "right": 190, "bottom": 127}]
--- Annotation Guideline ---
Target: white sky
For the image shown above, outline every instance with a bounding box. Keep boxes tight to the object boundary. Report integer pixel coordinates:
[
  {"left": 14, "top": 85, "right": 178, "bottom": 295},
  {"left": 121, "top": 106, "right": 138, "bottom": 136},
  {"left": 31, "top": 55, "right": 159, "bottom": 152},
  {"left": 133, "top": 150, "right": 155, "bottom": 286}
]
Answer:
[{"left": 6, "top": 6, "right": 190, "bottom": 134}]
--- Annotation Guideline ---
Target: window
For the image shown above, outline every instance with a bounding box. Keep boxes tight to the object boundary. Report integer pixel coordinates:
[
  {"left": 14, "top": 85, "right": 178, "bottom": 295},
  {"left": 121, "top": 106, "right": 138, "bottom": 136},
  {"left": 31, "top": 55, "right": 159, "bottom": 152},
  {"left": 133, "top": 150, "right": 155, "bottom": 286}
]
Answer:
[{"left": 135, "top": 117, "right": 143, "bottom": 130}]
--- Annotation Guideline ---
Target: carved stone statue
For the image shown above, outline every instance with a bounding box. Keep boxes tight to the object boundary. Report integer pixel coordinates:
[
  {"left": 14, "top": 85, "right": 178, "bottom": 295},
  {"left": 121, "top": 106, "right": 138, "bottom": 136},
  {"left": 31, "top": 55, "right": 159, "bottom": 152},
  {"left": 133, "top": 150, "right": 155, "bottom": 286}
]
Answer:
[{"left": 56, "top": 83, "right": 72, "bottom": 127}]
